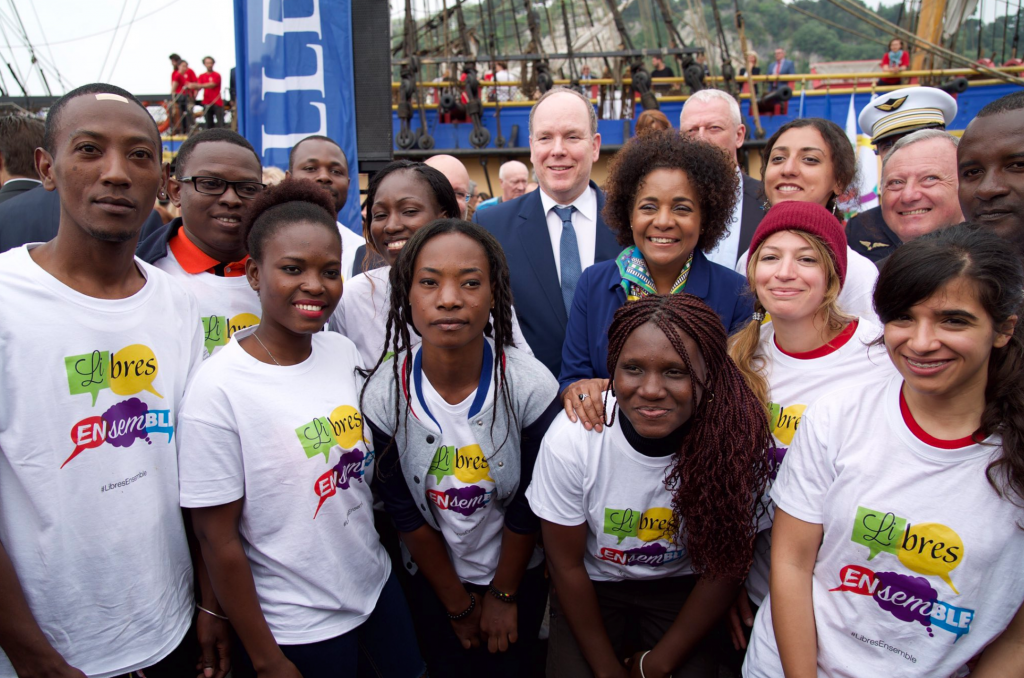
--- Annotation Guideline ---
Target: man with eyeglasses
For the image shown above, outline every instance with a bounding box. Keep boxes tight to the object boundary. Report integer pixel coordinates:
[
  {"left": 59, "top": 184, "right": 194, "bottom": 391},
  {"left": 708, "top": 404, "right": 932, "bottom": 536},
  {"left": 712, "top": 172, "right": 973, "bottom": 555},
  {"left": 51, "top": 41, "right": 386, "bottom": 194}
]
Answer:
[
  {"left": 425, "top": 153, "right": 472, "bottom": 219},
  {"left": 846, "top": 86, "right": 957, "bottom": 263},
  {"left": 137, "top": 128, "right": 265, "bottom": 355}
]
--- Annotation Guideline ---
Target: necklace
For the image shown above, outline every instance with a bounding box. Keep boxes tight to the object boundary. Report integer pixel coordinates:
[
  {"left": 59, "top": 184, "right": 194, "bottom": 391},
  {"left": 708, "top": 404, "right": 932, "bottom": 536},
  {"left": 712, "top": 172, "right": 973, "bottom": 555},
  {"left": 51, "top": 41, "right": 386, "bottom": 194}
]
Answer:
[{"left": 252, "top": 331, "right": 282, "bottom": 366}]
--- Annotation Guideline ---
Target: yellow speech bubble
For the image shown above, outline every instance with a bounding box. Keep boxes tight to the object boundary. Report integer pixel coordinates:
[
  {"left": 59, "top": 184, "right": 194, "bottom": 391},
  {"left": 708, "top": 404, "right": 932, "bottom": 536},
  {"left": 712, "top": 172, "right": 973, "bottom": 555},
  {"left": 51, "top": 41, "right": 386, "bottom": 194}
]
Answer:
[
  {"left": 453, "top": 444, "right": 492, "bottom": 484},
  {"left": 109, "top": 344, "right": 163, "bottom": 398},
  {"left": 898, "top": 522, "right": 963, "bottom": 594},
  {"left": 637, "top": 507, "right": 674, "bottom": 543},
  {"left": 772, "top": 403, "right": 806, "bottom": 445},
  {"left": 329, "top": 405, "right": 364, "bottom": 448},
  {"left": 228, "top": 313, "right": 260, "bottom": 338}
]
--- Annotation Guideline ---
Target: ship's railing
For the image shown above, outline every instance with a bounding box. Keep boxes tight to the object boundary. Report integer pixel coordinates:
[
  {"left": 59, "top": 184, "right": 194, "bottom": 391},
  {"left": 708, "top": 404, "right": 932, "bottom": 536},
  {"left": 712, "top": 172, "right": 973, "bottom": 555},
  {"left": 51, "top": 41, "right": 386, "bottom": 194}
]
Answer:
[{"left": 391, "top": 65, "right": 1024, "bottom": 109}]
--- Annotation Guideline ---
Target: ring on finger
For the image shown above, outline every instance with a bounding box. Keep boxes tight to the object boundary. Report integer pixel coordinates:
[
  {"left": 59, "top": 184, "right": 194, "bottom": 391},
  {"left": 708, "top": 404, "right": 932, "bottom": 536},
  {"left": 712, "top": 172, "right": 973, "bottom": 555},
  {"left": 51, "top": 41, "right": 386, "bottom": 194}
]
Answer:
[{"left": 578, "top": 393, "right": 589, "bottom": 402}]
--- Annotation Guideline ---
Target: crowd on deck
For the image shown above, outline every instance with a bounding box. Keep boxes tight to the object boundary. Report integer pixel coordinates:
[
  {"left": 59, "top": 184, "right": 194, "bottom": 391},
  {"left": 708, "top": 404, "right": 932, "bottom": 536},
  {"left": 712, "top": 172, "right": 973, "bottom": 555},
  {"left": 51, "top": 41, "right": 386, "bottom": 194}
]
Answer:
[{"left": 0, "top": 58, "right": 1022, "bottom": 678}]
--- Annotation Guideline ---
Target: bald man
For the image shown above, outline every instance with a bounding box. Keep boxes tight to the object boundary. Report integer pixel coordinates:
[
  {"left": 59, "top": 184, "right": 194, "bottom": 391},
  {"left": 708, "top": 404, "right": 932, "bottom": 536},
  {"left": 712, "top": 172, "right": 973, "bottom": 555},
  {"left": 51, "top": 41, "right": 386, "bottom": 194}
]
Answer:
[
  {"left": 475, "top": 160, "right": 530, "bottom": 215},
  {"left": 425, "top": 154, "right": 471, "bottom": 219}
]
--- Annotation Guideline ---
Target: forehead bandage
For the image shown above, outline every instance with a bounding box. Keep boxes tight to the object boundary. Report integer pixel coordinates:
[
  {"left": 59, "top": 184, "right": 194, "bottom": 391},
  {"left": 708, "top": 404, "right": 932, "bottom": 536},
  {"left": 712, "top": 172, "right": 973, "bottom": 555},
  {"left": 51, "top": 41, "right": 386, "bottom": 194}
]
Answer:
[{"left": 95, "top": 93, "right": 130, "bottom": 103}]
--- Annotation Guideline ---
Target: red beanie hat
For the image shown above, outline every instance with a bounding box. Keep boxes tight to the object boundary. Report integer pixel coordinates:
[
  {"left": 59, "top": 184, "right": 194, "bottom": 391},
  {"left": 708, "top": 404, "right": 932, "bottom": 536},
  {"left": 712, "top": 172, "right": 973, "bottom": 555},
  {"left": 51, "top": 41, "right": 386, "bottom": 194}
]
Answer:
[{"left": 747, "top": 201, "right": 848, "bottom": 286}]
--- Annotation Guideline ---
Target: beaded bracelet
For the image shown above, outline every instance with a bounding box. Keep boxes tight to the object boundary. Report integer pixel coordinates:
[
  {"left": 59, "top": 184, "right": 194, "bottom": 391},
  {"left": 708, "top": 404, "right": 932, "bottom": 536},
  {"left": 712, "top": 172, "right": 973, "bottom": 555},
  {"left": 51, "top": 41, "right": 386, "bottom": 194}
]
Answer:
[
  {"left": 447, "top": 592, "right": 476, "bottom": 621},
  {"left": 487, "top": 581, "right": 517, "bottom": 604}
]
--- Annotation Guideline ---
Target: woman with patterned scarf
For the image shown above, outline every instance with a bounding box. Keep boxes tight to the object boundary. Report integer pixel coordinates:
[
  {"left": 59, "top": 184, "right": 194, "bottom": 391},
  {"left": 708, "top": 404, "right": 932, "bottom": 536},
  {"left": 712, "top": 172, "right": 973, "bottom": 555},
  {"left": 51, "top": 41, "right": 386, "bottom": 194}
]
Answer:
[{"left": 559, "top": 130, "right": 752, "bottom": 430}]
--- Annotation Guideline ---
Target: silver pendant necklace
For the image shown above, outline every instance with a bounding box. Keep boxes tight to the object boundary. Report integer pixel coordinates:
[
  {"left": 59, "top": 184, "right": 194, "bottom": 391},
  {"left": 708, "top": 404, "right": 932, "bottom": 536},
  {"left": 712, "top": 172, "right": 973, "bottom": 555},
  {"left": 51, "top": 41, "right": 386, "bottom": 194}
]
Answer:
[{"left": 252, "top": 331, "right": 282, "bottom": 366}]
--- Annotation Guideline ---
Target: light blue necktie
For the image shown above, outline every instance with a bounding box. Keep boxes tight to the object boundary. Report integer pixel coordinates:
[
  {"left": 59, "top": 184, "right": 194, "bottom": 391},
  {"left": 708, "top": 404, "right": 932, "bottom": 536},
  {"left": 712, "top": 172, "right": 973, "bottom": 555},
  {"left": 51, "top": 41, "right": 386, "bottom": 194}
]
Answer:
[{"left": 553, "top": 205, "right": 581, "bottom": 314}]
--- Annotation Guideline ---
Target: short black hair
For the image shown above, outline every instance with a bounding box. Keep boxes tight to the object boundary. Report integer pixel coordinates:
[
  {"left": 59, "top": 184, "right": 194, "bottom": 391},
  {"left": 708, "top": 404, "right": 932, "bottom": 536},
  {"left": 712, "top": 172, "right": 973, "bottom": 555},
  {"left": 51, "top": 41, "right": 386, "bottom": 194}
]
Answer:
[
  {"left": 977, "top": 90, "right": 1024, "bottom": 118},
  {"left": 288, "top": 135, "right": 347, "bottom": 171},
  {"left": 169, "top": 53, "right": 181, "bottom": 61},
  {"left": 602, "top": 129, "right": 739, "bottom": 253},
  {"left": 244, "top": 179, "right": 339, "bottom": 261},
  {"left": 43, "top": 83, "right": 159, "bottom": 154},
  {"left": 203, "top": 56, "right": 214, "bottom": 63},
  {"left": 363, "top": 160, "right": 461, "bottom": 248},
  {"left": 0, "top": 114, "right": 44, "bottom": 178},
  {"left": 174, "top": 128, "right": 260, "bottom": 179}
]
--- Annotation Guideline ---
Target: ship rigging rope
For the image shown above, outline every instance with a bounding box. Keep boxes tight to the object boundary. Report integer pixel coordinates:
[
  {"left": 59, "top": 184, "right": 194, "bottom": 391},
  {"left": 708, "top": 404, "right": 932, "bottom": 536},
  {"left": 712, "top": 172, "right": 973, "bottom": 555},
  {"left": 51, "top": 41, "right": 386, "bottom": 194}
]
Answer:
[
  {"left": 24, "top": 0, "right": 61, "bottom": 83},
  {"left": 776, "top": 0, "right": 890, "bottom": 49},
  {"left": 104, "top": 0, "right": 143, "bottom": 83},
  {"left": 8, "top": 0, "right": 182, "bottom": 48},
  {"left": 97, "top": 0, "right": 130, "bottom": 82}
]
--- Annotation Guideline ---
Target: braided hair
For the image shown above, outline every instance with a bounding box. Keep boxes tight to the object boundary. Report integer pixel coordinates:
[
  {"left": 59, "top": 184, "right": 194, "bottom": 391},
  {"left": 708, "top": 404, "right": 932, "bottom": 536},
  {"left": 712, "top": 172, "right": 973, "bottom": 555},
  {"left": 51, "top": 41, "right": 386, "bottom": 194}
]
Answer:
[
  {"left": 360, "top": 219, "right": 520, "bottom": 461},
  {"left": 605, "top": 294, "right": 774, "bottom": 579}
]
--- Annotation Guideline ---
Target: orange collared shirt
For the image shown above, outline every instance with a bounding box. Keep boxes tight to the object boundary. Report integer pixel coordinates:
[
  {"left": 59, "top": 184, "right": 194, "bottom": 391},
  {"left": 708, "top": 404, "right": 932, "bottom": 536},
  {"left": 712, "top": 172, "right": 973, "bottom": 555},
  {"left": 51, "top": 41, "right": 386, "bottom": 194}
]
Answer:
[{"left": 168, "top": 227, "right": 248, "bottom": 277}]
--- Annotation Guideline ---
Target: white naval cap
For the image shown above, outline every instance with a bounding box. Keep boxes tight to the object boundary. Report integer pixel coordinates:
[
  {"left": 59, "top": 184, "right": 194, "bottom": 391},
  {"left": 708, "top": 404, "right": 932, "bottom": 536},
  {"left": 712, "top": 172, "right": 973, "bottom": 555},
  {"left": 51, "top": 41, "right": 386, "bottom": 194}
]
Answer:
[{"left": 858, "top": 86, "right": 958, "bottom": 144}]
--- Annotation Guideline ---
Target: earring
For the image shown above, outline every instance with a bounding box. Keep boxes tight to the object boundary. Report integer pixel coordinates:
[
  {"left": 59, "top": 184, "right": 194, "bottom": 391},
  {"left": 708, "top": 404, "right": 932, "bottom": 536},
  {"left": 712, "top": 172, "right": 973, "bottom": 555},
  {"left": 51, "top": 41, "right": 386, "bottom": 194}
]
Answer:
[{"left": 832, "top": 201, "right": 838, "bottom": 217}]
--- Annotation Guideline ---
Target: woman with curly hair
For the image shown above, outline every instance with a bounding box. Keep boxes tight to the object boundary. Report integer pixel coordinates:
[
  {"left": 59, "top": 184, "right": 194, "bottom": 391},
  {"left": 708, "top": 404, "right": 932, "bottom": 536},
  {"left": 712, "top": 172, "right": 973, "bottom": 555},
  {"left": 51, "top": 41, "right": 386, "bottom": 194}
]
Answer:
[
  {"left": 743, "top": 224, "right": 1024, "bottom": 677},
  {"left": 560, "top": 129, "right": 751, "bottom": 430},
  {"left": 178, "top": 180, "right": 424, "bottom": 677},
  {"left": 742, "top": 118, "right": 880, "bottom": 323},
  {"left": 529, "top": 293, "right": 773, "bottom": 678}
]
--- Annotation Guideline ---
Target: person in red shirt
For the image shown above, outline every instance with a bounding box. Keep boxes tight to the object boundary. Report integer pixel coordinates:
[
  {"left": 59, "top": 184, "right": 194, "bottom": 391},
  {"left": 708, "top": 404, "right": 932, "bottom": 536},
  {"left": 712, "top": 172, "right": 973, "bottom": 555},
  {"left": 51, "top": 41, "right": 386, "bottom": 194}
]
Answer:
[
  {"left": 170, "top": 56, "right": 197, "bottom": 134},
  {"left": 879, "top": 37, "right": 910, "bottom": 86},
  {"left": 194, "top": 56, "right": 225, "bottom": 129}
]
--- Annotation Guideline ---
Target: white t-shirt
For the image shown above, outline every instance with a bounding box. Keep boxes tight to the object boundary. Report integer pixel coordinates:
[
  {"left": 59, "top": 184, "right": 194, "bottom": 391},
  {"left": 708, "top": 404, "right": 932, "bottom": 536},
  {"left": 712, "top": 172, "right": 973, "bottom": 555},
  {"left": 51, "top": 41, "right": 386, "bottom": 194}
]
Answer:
[
  {"left": 328, "top": 266, "right": 533, "bottom": 368},
  {"left": 735, "top": 245, "right": 880, "bottom": 325},
  {"left": 420, "top": 361, "right": 507, "bottom": 583},
  {"left": 0, "top": 245, "right": 202, "bottom": 678},
  {"left": 177, "top": 329, "right": 389, "bottom": 644},
  {"left": 527, "top": 398, "right": 693, "bottom": 582},
  {"left": 742, "top": 375, "right": 1024, "bottom": 678},
  {"left": 745, "top": 318, "right": 895, "bottom": 606},
  {"left": 153, "top": 248, "right": 261, "bottom": 355},
  {"left": 337, "top": 221, "right": 365, "bottom": 282}
]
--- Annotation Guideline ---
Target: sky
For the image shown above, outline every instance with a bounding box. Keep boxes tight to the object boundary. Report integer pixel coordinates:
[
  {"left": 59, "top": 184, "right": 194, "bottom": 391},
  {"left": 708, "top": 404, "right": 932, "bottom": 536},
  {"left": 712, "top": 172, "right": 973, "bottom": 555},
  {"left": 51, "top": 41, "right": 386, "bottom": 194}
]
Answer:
[{"left": 2, "top": 0, "right": 1011, "bottom": 98}]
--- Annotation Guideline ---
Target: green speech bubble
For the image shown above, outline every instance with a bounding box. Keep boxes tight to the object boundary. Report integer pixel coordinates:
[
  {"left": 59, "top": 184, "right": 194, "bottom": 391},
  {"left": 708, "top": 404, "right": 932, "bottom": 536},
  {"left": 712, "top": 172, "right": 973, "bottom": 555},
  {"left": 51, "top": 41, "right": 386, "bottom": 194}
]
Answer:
[
  {"left": 428, "top": 445, "right": 454, "bottom": 484},
  {"left": 851, "top": 505, "right": 906, "bottom": 560},
  {"left": 769, "top": 402, "right": 782, "bottom": 431},
  {"left": 604, "top": 507, "right": 639, "bottom": 545},
  {"left": 65, "top": 350, "right": 110, "bottom": 406},
  {"left": 295, "top": 417, "right": 335, "bottom": 463},
  {"left": 202, "top": 316, "right": 228, "bottom": 355}
]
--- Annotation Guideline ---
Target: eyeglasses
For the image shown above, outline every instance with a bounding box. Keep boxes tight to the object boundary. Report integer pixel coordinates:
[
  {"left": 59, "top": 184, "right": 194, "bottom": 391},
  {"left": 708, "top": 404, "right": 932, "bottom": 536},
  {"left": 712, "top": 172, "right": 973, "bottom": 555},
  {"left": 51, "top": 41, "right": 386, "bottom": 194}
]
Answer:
[
  {"left": 180, "top": 176, "right": 266, "bottom": 199},
  {"left": 454, "top": 191, "right": 472, "bottom": 204}
]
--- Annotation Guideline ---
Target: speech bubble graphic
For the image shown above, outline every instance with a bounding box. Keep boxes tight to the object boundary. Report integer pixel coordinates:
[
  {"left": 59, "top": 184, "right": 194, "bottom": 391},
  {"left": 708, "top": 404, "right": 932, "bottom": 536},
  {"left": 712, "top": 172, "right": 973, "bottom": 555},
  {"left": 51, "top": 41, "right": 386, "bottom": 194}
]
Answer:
[
  {"left": 313, "top": 468, "right": 337, "bottom": 519},
  {"left": 228, "top": 313, "right": 260, "bottom": 339},
  {"left": 144, "top": 410, "right": 174, "bottom": 443},
  {"left": 329, "top": 405, "right": 364, "bottom": 448},
  {"left": 103, "top": 398, "right": 152, "bottom": 448},
  {"left": 444, "top": 485, "right": 490, "bottom": 516},
  {"left": 65, "top": 350, "right": 110, "bottom": 405},
  {"left": 109, "top": 344, "right": 163, "bottom": 399},
  {"left": 64, "top": 415, "right": 108, "bottom": 468},
  {"left": 771, "top": 403, "right": 806, "bottom": 445},
  {"left": 873, "top": 570, "right": 937, "bottom": 631},
  {"left": 622, "top": 541, "right": 669, "bottom": 566},
  {"left": 295, "top": 416, "right": 335, "bottom": 463},
  {"left": 637, "top": 507, "right": 674, "bottom": 543},
  {"left": 898, "top": 522, "right": 963, "bottom": 594},
  {"left": 428, "top": 445, "right": 454, "bottom": 483},
  {"left": 930, "top": 601, "right": 974, "bottom": 641},
  {"left": 604, "top": 507, "right": 640, "bottom": 544},
  {"left": 202, "top": 316, "right": 227, "bottom": 353},
  {"left": 851, "top": 506, "right": 907, "bottom": 560},
  {"left": 335, "top": 449, "right": 366, "bottom": 490},
  {"left": 830, "top": 564, "right": 879, "bottom": 595},
  {"left": 453, "top": 444, "right": 492, "bottom": 484}
]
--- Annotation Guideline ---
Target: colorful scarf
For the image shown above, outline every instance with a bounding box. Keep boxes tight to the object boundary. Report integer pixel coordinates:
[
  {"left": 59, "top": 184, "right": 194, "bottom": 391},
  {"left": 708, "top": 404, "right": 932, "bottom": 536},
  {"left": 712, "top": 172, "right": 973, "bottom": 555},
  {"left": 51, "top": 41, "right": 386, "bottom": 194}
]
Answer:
[{"left": 615, "top": 246, "right": 693, "bottom": 302}]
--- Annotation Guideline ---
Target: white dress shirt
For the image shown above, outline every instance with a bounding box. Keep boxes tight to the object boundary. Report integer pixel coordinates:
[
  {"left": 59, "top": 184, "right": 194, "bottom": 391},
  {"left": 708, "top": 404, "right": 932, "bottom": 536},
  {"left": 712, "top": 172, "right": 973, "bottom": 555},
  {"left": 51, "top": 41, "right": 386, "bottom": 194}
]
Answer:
[
  {"left": 539, "top": 185, "right": 598, "bottom": 283},
  {"left": 704, "top": 167, "right": 745, "bottom": 268}
]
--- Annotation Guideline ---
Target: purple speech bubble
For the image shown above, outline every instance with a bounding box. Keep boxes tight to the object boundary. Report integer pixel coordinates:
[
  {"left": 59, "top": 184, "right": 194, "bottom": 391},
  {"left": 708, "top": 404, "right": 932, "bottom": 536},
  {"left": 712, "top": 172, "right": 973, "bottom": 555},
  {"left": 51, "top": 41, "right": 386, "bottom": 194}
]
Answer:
[
  {"left": 334, "top": 449, "right": 366, "bottom": 490},
  {"left": 873, "top": 570, "right": 937, "bottom": 629},
  {"left": 445, "top": 485, "right": 489, "bottom": 516},
  {"left": 102, "top": 398, "right": 152, "bottom": 448}
]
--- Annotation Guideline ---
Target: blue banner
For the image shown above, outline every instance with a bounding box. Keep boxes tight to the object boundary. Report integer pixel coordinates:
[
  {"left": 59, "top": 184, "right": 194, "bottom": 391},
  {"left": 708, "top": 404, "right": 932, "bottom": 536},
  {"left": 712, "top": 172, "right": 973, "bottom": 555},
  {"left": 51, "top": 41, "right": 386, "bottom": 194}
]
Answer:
[{"left": 233, "top": 0, "right": 361, "bottom": 231}]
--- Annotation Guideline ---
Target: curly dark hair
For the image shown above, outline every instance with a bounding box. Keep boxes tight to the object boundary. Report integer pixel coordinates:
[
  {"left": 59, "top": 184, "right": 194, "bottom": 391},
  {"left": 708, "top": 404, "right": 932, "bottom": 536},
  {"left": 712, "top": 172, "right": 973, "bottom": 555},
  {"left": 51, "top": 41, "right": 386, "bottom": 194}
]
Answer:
[
  {"left": 602, "top": 130, "right": 740, "bottom": 254},
  {"left": 875, "top": 223, "right": 1024, "bottom": 513},
  {"left": 360, "top": 218, "right": 520, "bottom": 463},
  {"left": 604, "top": 294, "right": 774, "bottom": 579},
  {"left": 244, "top": 179, "right": 338, "bottom": 261},
  {"left": 760, "top": 118, "right": 856, "bottom": 212}
]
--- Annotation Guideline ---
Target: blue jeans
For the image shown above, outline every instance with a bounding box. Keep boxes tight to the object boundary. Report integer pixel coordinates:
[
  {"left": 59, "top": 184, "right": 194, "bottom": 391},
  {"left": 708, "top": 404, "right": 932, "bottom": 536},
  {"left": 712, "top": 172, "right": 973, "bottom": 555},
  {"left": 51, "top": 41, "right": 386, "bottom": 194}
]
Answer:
[{"left": 234, "top": 570, "right": 424, "bottom": 677}]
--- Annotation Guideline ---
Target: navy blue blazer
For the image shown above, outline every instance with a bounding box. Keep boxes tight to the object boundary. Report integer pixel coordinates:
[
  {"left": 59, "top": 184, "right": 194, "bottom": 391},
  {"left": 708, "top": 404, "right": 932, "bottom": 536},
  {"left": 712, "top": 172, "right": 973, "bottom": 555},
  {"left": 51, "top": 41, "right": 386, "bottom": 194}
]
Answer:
[
  {"left": 558, "top": 249, "right": 753, "bottom": 393},
  {"left": 474, "top": 181, "right": 621, "bottom": 378}
]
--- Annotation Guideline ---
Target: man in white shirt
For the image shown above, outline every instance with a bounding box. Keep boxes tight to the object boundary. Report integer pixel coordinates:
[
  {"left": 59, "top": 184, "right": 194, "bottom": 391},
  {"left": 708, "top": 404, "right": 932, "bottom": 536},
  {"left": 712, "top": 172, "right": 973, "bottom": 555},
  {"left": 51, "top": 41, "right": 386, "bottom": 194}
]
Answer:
[
  {"left": 474, "top": 87, "right": 620, "bottom": 377},
  {"left": 679, "top": 89, "right": 766, "bottom": 267},
  {"left": 286, "top": 134, "right": 365, "bottom": 279},
  {"left": 425, "top": 154, "right": 472, "bottom": 219}
]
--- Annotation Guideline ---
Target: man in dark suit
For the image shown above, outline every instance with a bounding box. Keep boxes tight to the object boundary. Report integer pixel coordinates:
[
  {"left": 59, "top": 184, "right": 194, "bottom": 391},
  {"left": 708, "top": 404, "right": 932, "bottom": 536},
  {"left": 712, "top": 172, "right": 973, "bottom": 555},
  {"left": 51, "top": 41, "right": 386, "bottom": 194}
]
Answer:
[
  {"left": 474, "top": 87, "right": 620, "bottom": 377},
  {"left": 767, "top": 48, "right": 796, "bottom": 92},
  {"left": 679, "top": 88, "right": 765, "bottom": 268},
  {"left": 0, "top": 114, "right": 45, "bottom": 205}
]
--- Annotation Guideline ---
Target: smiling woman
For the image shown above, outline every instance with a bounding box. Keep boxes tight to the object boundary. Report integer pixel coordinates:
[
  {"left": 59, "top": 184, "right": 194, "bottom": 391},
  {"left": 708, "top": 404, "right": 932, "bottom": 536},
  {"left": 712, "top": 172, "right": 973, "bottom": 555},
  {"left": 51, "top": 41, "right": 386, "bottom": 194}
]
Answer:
[{"left": 558, "top": 130, "right": 751, "bottom": 431}]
